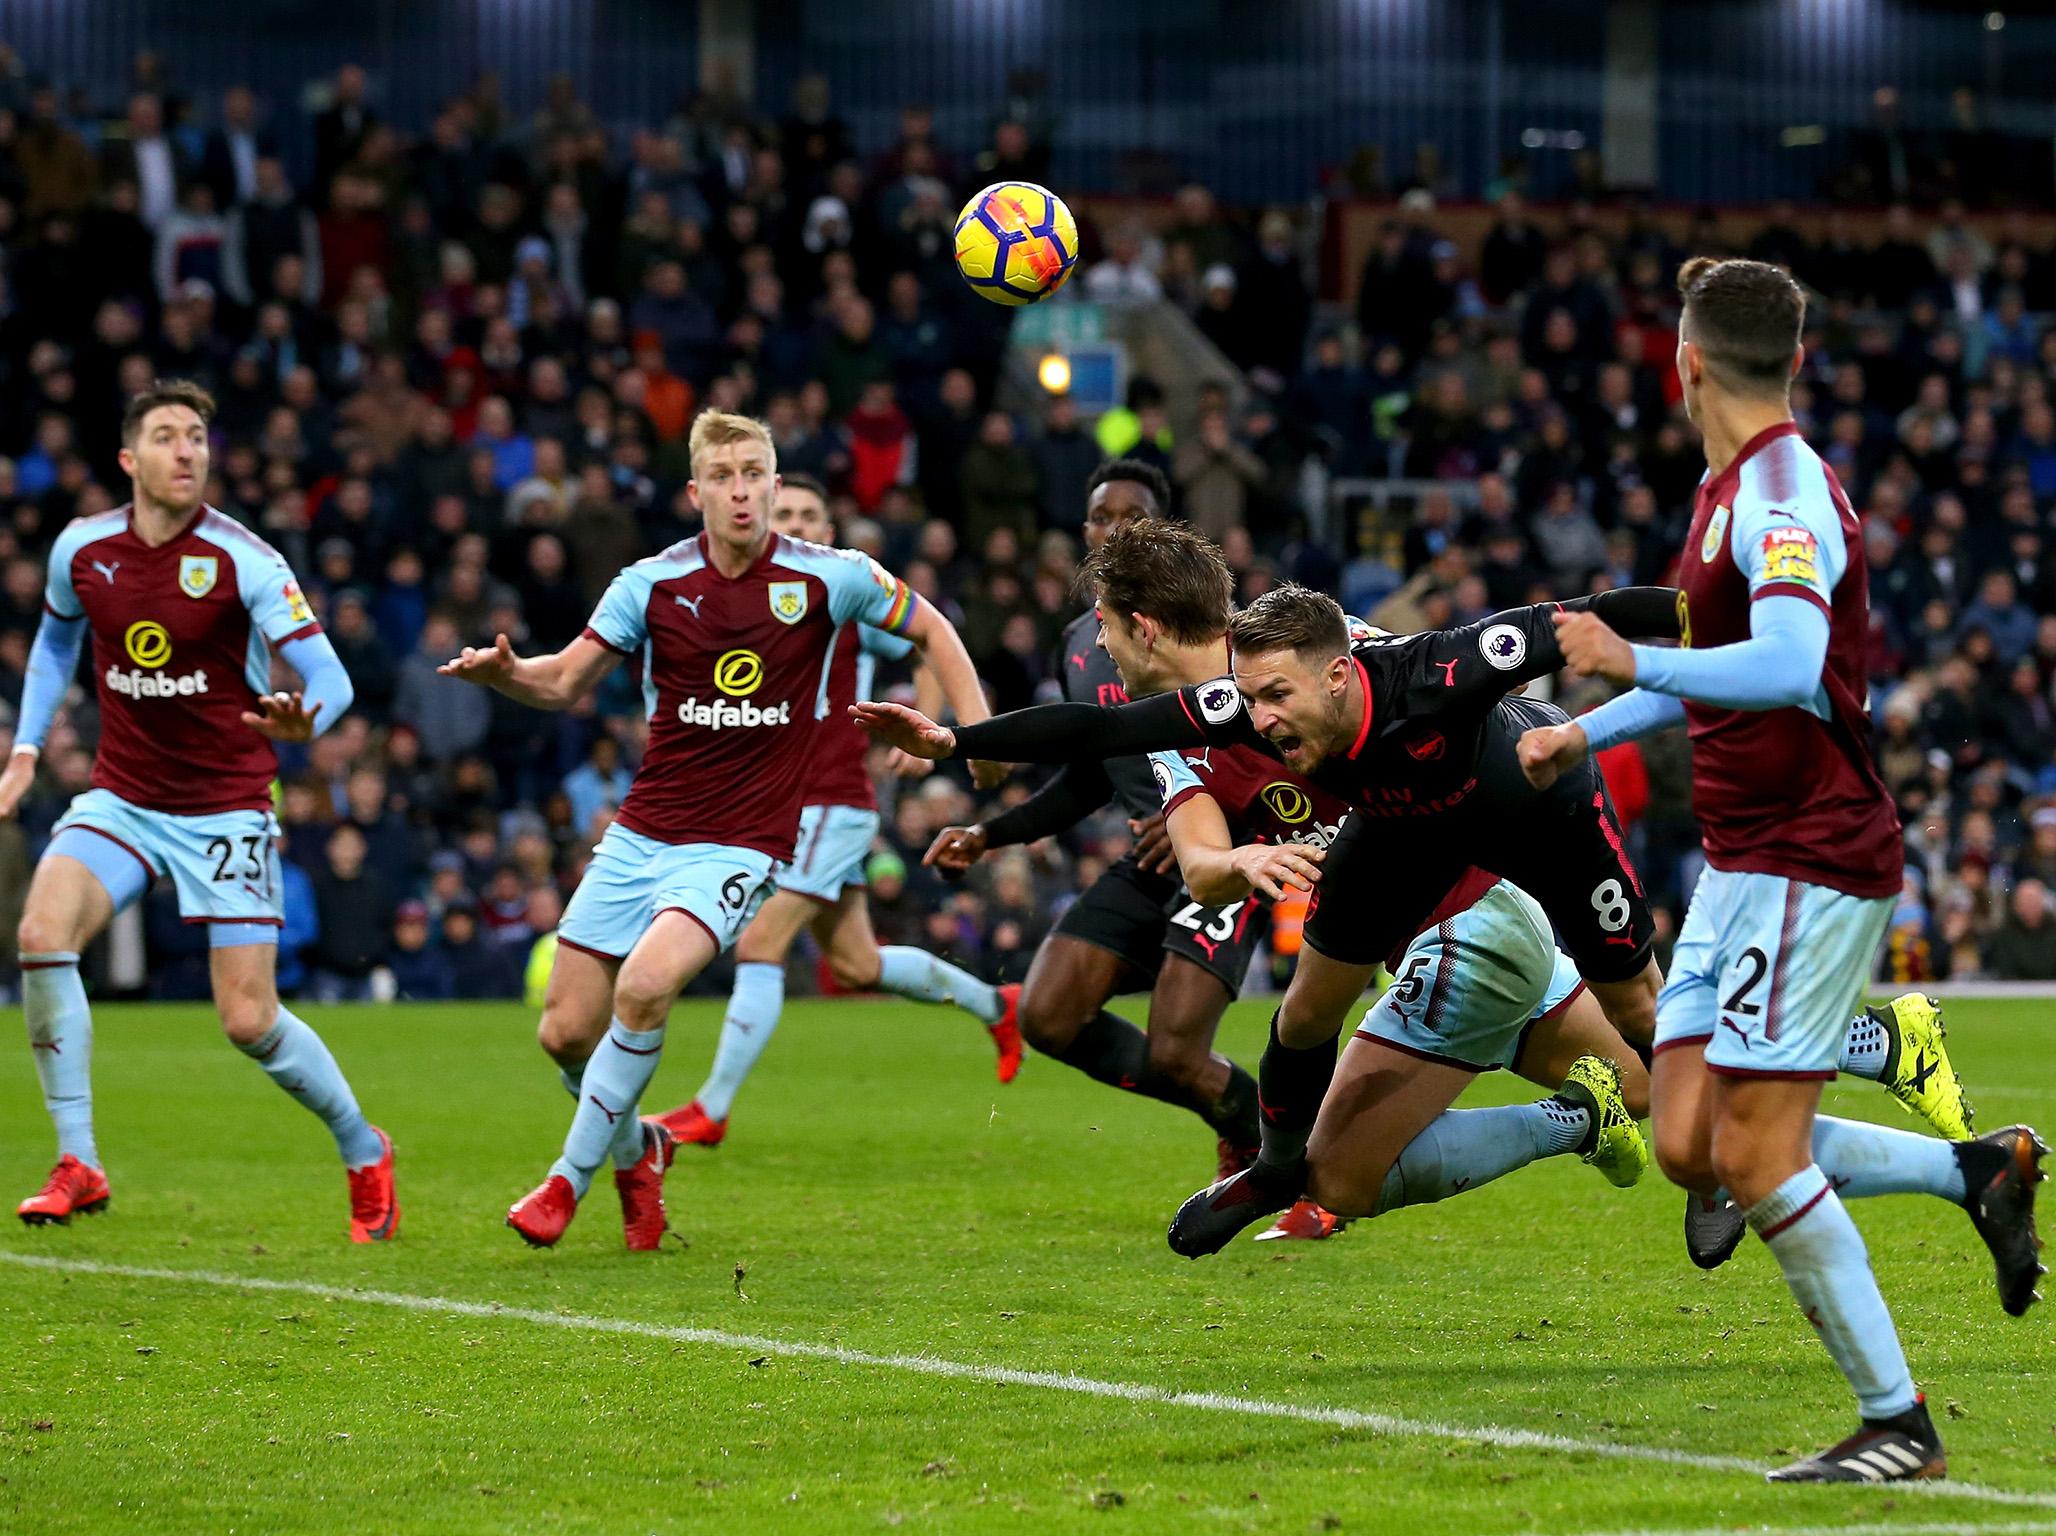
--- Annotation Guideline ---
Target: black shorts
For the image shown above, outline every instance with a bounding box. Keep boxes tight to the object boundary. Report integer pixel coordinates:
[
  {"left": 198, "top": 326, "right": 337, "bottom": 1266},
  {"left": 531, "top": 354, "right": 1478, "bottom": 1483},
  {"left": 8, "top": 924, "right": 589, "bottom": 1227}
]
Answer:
[
  {"left": 1054, "top": 852, "right": 1268, "bottom": 994},
  {"left": 1303, "top": 703, "right": 1654, "bottom": 986}
]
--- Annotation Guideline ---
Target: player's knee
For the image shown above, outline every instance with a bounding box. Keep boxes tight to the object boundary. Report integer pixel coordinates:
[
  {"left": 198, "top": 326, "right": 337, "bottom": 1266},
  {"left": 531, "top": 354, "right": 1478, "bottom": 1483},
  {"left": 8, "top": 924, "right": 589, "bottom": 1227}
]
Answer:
[
  {"left": 1654, "top": 1122, "right": 1716, "bottom": 1194},
  {"left": 216, "top": 991, "right": 278, "bottom": 1048},
  {"left": 827, "top": 949, "right": 879, "bottom": 991},
  {"left": 1144, "top": 1028, "right": 1208, "bottom": 1088},
  {"left": 1015, "top": 983, "right": 1087, "bottom": 1051},
  {"left": 611, "top": 970, "right": 674, "bottom": 1032},
  {"left": 1305, "top": 1156, "right": 1379, "bottom": 1220},
  {"left": 17, "top": 906, "right": 75, "bottom": 958},
  {"left": 536, "top": 1006, "right": 594, "bottom": 1064}
]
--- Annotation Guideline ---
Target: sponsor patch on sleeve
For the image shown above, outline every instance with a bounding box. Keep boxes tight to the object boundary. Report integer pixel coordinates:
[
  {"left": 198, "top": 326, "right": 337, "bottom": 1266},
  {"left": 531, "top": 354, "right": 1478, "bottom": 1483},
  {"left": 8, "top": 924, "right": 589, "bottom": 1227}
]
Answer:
[
  {"left": 1194, "top": 677, "right": 1244, "bottom": 724},
  {"left": 1150, "top": 757, "right": 1174, "bottom": 798},
  {"left": 1759, "top": 525, "right": 1820, "bottom": 586},
  {"left": 284, "top": 580, "right": 313, "bottom": 625}
]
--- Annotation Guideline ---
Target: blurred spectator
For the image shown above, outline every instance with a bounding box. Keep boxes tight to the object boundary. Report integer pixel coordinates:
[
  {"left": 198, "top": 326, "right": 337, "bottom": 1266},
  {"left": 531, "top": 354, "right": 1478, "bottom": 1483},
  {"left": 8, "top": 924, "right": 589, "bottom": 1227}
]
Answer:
[
  {"left": 310, "top": 823, "right": 388, "bottom": 1001},
  {"left": 387, "top": 898, "right": 454, "bottom": 1000},
  {"left": 1987, "top": 880, "right": 2056, "bottom": 980}
]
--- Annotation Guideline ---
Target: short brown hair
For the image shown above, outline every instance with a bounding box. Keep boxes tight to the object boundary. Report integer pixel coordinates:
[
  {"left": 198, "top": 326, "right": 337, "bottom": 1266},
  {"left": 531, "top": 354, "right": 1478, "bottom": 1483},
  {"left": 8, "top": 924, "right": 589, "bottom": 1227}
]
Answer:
[
  {"left": 687, "top": 409, "right": 775, "bottom": 473},
  {"left": 1227, "top": 583, "right": 1349, "bottom": 663},
  {"left": 121, "top": 379, "right": 215, "bottom": 446},
  {"left": 1676, "top": 256, "right": 1805, "bottom": 396},
  {"left": 1081, "top": 519, "right": 1232, "bottom": 644}
]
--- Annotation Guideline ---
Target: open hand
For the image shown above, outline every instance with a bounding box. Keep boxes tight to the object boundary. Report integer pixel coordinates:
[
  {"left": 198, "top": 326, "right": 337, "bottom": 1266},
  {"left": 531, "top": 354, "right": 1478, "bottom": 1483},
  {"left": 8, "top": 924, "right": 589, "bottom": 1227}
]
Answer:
[
  {"left": 241, "top": 690, "right": 324, "bottom": 743},
  {"left": 438, "top": 632, "right": 519, "bottom": 686},
  {"left": 924, "top": 824, "right": 988, "bottom": 875},
  {"left": 850, "top": 700, "right": 955, "bottom": 759},
  {"left": 1130, "top": 814, "right": 1176, "bottom": 875},
  {"left": 1230, "top": 842, "right": 1324, "bottom": 900}
]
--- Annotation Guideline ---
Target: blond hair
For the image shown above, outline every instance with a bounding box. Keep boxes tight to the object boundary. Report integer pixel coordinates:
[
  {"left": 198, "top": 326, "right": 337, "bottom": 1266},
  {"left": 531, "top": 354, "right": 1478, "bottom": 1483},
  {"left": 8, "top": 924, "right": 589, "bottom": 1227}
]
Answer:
[{"left": 687, "top": 410, "right": 776, "bottom": 476}]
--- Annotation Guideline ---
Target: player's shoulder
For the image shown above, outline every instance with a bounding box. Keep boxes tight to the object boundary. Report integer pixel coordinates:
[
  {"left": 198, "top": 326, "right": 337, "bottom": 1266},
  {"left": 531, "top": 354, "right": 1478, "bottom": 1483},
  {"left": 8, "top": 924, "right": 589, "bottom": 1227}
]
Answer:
[
  {"left": 619, "top": 535, "right": 708, "bottom": 588},
  {"left": 770, "top": 533, "right": 881, "bottom": 583},
  {"left": 193, "top": 507, "right": 292, "bottom": 573},
  {"left": 49, "top": 507, "right": 130, "bottom": 563},
  {"left": 1734, "top": 431, "right": 1835, "bottom": 523},
  {"left": 1061, "top": 605, "right": 1098, "bottom": 644}
]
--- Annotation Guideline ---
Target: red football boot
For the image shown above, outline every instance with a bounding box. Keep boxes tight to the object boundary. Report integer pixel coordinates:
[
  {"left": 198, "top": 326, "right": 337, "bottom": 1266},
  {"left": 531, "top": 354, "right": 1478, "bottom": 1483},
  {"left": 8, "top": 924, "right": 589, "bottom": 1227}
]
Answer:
[
  {"left": 1254, "top": 1198, "right": 1351, "bottom": 1243},
  {"left": 1216, "top": 1137, "right": 1259, "bottom": 1184},
  {"left": 615, "top": 1121, "right": 676, "bottom": 1252},
  {"left": 653, "top": 1099, "right": 727, "bottom": 1148},
  {"left": 507, "top": 1174, "right": 579, "bottom": 1247},
  {"left": 990, "top": 984, "right": 1024, "bottom": 1085},
  {"left": 17, "top": 1156, "right": 111, "bottom": 1226},
  {"left": 346, "top": 1128, "right": 400, "bottom": 1243}
]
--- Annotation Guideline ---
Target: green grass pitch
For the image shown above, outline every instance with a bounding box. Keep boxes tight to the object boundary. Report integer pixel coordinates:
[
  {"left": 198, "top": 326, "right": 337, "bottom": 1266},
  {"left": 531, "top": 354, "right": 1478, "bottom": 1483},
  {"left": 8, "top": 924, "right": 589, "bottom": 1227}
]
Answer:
[{"left": 1, "top": 993, "right": 2052, "bottom": 1534}]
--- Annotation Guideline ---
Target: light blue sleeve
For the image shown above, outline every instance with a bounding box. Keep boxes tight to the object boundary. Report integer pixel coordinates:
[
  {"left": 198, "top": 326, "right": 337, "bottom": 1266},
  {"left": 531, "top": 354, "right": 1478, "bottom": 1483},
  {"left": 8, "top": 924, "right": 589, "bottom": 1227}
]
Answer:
[
  {"left": 231, "top": 539, "right": 322, "bottom": 645},
  {"left": 277, "top": 631, "right": 355, "bottom": 739},
  {"left": 43, "top": 537, "right": 81, "bottom": 620},
  {"left": 857, "top": 622, "right": 916, "bottom": 662},
  {"left": 1730, "top": 479, "right": 1846, "bottom": 608},
  {"left": 1577, "top": 688, "right": 1687, "bottom": 753},
  {"left": 1149, "top": 749, "right": 1203, "bottom": 809},
  {"left": 584, "top": 568, "right": 653, "bottom": 653},
  {"left": 815, "top": 546, "right": 919, "bottom": 634},
  {"left": 15, "top": 608, "right": 84, "bottom": 750},
  {"left": 1629, "top": 594, "right": 1831, "bottom": 713}
]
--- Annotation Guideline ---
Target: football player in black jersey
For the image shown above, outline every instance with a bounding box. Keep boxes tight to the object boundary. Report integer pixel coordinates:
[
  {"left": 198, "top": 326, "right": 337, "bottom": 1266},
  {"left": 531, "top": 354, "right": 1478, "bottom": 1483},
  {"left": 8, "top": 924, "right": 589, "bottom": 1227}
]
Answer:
[
  {"left": 925, "top": 460, "right": 1265, "bottom": 1181},
  {"left": 855, "top": 551, "right": 1682, "bottom": 1254}
]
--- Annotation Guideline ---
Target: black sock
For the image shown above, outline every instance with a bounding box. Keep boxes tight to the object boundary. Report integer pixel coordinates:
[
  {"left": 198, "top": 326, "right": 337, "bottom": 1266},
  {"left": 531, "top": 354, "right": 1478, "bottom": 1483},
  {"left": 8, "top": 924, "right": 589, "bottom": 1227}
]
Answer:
[
  {"left": 1253, "top": 1011, "right": 1335, "bottom": 1192},
  {"left": 1049, "top": 1012, "right": 1249, "bottom": 1136},
  {"left": 1203, "top": 1062, "right": 1260, "bottom": 1146}
]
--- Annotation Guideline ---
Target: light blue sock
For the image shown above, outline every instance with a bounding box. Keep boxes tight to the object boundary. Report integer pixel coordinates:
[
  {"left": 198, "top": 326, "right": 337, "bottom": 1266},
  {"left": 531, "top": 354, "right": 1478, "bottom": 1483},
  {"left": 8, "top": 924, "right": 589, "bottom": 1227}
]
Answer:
[
  {"left": 551, "top": 1019, "right": 665, "bottom": 1197},
  {"left": 240, "top": 1008, "right": 383, "bottom": 1168},
  {"left": 1374, "top": 1098, "right": 1589, "bottom": 1214},
  {"left": 1747, "top": 1165, "right": 1917, "bottom": 1420},
  {"left": 558, "top": 1059, "right": 646, "bottom": 1169},
  {"left": 696, "top": 962, "right": 785, "bottom": 1121},
  {"left": 1813, "top": 1115, "right": 1965, "bottom": 1202},
  {"left": 24, "top": 953, "right": 97, "bottom": 1169},
  {"left": 876, "top": 945, "right": 1003, "bottom": 1024}
]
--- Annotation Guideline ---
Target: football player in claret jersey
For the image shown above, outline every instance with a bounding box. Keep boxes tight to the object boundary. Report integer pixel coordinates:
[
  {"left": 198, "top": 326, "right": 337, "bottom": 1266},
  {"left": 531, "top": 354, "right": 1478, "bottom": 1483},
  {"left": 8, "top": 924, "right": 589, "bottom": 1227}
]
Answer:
[
  {"left": 650, "top": 472, "right": 1017, "bottom": 1149},
  {"left": 925, "top": 463, "right": 1268, "bottom": 1183},
  {"left": 858, "top": 558, "right": 1685, "bottom": 1251},
  {"left": 0, "top": 380, "right": 397, "bottom": 1240},
  {"left": 441, "top": 411, "right": 987, "bottom": 1249},
  {"left": 1518, "top": 258, "right": 2043, "bottom": 1483}
]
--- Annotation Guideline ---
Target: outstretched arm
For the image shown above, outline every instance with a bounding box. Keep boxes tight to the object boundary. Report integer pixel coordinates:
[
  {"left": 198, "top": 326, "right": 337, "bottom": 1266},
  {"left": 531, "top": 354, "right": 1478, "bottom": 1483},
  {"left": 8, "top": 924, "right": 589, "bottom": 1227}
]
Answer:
[
  {"left": 853, "top": 688, "right": 1214, "bottom": 763},
  {"left": 1554, "top": 594, "right": 1829, "bottom": 711},
  {"left": 0, "top": 608, "right": 85, "bottom": 816},
  {"left": 440, "top": 631, "right": 623, "bottom": 711}
]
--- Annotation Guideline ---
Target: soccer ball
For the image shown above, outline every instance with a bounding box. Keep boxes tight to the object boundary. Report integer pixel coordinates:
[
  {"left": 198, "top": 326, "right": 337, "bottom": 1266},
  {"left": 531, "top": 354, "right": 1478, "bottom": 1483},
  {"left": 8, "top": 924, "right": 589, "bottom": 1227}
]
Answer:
[{"left": 953, "top": 181, "right": 1080, "bottom": 307}]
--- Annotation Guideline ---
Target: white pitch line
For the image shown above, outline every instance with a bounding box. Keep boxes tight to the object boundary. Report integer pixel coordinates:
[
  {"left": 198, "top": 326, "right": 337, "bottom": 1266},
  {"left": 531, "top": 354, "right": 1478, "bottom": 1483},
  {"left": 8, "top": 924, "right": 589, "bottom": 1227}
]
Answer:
[
  {"left": 1584, "top": 1525, "right": 2056, "bottom": 1536},
  {"left": 6, "top": 1251, "right": 2055, "bottom": 1513}
]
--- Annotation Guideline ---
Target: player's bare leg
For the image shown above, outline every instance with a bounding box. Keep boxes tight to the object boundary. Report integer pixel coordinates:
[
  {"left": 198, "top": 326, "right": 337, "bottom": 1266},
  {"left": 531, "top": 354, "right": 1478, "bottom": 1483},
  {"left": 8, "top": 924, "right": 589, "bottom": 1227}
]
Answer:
[
  {"left": 1303, "top": 1042, "right": 1472, "bottom": 1217},
  {"left": 1584, "top": 957, "right": 1662, "bottom": 1053},
  {"left": 654, "top": 890, "right": 815, "bottom": 1146},
  {"left": 816, "top": 889, "right": 1022, "bottom": 1082},
  {"left": 1514, "top": 988, "right": 1651, "bottom": 1118},
  {"left": 1145, "top": 956, "right": 1259, "bottom": 1176},
  {"left": 512, "top": 910, "right": 717, "bottom": 1247},
  {"left": 532, "top": 940, "right": 671, "bottom": 1247},
  {"left": 16, "top": 854, "right": 117, "bottom": 1224},
  {"left": 211, "top": 940, "right": 395, "bottom": 1241}
]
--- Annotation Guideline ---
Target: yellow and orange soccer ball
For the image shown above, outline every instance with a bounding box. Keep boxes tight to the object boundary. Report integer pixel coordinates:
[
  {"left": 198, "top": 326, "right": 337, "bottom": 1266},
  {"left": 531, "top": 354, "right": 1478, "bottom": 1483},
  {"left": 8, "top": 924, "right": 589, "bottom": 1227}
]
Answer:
[{"left": 953, "top": 181, "right": 1080, "bottom": 306}]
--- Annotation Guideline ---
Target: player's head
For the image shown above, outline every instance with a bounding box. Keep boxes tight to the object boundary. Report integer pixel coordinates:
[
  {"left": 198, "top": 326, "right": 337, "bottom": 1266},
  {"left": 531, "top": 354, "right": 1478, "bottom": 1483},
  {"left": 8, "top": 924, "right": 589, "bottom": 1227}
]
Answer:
[
  {"left": 119, "top": 378, "right": 214, "bottom": 516},
  {"left": 1674, "top": 257, "right": 1805, "bottom": 421},
  {"left": 1081, "top": 519, "right": 1232, "bottom": 696},
  {"left": 686, "top": 409, "right": 779, "bottom": 556},
  {"left": 1083, "top": 458, "right": 1169, "bottom": 552},
  {"left": 770, "top": 471, "right": 832, "bottom": 544},
  {"left": 1226, "top": 584, "right": 1355, "bottom": 773}
]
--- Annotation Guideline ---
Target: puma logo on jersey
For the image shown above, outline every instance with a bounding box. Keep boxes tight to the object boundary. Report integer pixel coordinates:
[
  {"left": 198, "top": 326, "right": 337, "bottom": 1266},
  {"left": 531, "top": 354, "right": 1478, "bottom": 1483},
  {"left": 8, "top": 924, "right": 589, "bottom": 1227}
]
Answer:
[
  {"left": 674, "top": 594, "right": 706, "bottom": 618},
  {"left": 1435, "top": 658, "right": 1459, "bottom": 687},
  {"left": 91, "top": 560, "right": 120, "bottom": 585}
]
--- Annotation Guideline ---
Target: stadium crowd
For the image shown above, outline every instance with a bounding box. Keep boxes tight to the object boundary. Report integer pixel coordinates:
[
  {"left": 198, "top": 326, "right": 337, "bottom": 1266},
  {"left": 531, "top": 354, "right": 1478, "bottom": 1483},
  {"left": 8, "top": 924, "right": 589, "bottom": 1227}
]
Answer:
[{"left": 0, "top": 59, "right": 2047, "bottom": 997}]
